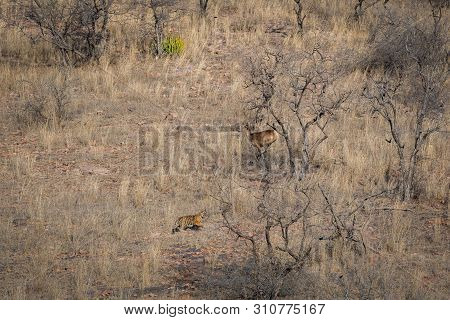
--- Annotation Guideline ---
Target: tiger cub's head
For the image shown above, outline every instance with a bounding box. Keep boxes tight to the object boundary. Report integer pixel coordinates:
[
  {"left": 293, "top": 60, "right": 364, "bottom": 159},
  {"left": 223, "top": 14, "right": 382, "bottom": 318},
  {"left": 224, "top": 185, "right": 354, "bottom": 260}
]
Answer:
[{"left": 193, "top": 209, "right": 206, "bottom": 224}]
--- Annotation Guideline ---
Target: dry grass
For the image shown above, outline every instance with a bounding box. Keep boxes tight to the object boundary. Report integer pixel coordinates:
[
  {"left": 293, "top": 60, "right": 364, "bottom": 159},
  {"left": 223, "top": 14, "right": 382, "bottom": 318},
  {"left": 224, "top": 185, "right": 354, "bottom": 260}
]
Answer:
[{"left": 0, "top": 0, "right": 448, "bottom": 299}]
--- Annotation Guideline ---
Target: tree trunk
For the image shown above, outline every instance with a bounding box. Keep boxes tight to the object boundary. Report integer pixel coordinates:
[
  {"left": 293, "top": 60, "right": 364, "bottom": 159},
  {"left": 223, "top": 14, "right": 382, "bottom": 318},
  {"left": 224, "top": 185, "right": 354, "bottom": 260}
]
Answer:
[
  {"left": 274, "top": 124, "right": 296, "bottom": 177},
  {"left": 403, "top": 170, "right": 413, "bottom": 201},
  {"left": 199, "top": 0, "right": 209, "bottom": 15},
  {"left": 155, "top": 19, "right": 163, "bottom": 57},
  {"left": 404, "top": 150, "right": 419, "bottom": 201},
  {"left": 265, "top": 220, "right": 274, "bottom": 257},
  {"left": 354, "top": 0, "right": 365, "bottom": 21},
  {"left": 398, "top": 155, "right": 408, "bottom": 201},
  {"left": 402, "top": 106, "right": 425, "bottom": 201},
  {"left": 269, "top": 266, "right": 293, "bottom": 299},
  {"left": 293, "top": 0, "right": 306, "bottom": 33},
  {"left": 286, "top": 139, "right": 297, "bottom": 177},
  {"left": 300, "top": 130, "right": 309, "bottom": 179}
]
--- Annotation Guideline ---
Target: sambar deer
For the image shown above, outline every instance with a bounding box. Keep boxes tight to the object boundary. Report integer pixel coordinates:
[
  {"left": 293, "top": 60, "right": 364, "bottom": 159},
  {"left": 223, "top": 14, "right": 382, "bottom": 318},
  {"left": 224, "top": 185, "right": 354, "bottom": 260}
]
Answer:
[{"left": 244, "top": 123, "right": 278, "bottom": 159}]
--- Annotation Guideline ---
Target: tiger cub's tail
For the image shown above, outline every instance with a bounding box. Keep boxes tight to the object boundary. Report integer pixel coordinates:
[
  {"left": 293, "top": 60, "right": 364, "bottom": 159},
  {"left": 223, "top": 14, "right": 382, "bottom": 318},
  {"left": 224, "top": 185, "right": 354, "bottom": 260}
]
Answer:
[{"left": 172, "top": 219, "right": 180, "bottom": 234}]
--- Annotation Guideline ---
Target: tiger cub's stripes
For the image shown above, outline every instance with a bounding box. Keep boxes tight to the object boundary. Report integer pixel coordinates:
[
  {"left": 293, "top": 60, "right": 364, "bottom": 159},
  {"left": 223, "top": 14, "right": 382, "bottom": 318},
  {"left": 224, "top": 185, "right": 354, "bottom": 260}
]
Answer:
[{"left": 172, "top": 210, "right": 205, "bottom": 233}]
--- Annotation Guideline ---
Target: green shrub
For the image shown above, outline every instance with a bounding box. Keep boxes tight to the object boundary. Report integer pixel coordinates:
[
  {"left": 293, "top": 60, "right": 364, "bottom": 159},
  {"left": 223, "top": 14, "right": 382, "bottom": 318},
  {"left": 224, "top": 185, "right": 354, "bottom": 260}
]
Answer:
[{"left": 161, "top": 36, "right": 185, "bottom": 55}]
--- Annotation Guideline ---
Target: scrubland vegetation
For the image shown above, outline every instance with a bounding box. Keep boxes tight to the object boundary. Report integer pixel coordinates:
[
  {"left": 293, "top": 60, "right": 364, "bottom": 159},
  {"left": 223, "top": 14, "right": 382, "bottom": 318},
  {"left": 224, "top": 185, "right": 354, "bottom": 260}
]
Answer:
[{"left": 0, "top": 0, "right": 448, "bottom": 299}]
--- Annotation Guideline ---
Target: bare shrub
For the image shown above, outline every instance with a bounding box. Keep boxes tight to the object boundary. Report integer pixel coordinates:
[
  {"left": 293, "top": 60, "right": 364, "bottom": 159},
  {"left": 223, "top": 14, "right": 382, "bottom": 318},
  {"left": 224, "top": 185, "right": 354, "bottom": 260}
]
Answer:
[
  {"left": 133, "top": 0, "right": 185, "bottom": 57},
  {"left": 362, "top": 0, "right": 447, "bottom": 71},
  {"left": 213, "top": 178, "right": 313, "bottom": 299},
  {"left": 15, "top": 70, "right": 74, "bottom": 129},
  {"left": 245, "top": 49, "right": 349, "bottom": 178},
  {"left": 363, "top": 2, "right": 448, "bottom": 201},
  {"left": 317, "top": 186, "right": 388, "bottom": 258},
  {"left": 8, "top": 0, "right": 115, "bottom": 66},
  {"left": 211, "top": 176, "right": 385, "bottom": 299}
]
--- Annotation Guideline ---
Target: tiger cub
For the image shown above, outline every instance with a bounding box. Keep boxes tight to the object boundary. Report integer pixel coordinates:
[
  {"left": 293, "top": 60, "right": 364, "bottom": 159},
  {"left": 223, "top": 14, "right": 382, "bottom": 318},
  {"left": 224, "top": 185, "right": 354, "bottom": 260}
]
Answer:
[{"left": 172, "top": 210, "right": 205, "bottom": 234}]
